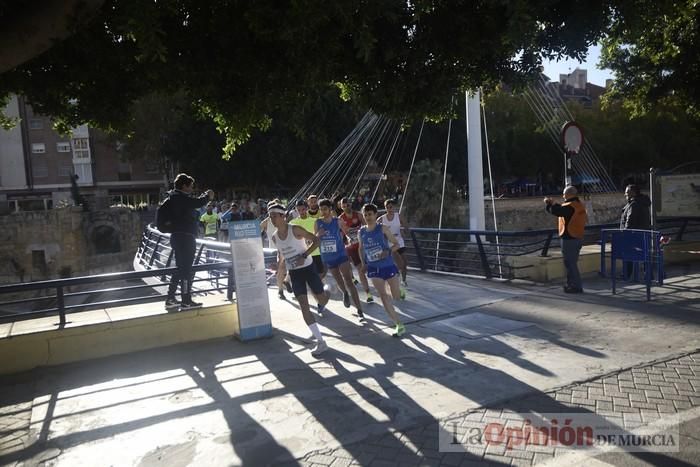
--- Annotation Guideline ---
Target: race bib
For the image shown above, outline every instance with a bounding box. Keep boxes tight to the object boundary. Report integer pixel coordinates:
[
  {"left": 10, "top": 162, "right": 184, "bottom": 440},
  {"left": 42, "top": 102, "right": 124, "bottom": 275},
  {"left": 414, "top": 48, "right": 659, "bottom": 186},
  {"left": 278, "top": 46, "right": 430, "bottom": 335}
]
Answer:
[
  {"left": 321, "top": 239, "right": 337, "bottom": 254},
  {"left": 347, "top": 229, "right": 360, "bottom": 244},
  {"left": 366, "top": 245, "right": 384, "bottom": 262},
  {"left": 286, "top": 253, "right": 303, "bottom": 269}
]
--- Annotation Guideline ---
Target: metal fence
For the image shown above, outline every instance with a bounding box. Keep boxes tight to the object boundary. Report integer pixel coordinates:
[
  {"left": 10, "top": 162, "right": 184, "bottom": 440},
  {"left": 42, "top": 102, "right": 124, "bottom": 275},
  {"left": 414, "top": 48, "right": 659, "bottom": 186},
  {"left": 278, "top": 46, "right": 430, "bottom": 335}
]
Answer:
[
  {"left": 406, "top": 217, "right": 700, "bottom": 279},
  {"left": 0, "top": 225, "right": 279, "bottom": 325}
]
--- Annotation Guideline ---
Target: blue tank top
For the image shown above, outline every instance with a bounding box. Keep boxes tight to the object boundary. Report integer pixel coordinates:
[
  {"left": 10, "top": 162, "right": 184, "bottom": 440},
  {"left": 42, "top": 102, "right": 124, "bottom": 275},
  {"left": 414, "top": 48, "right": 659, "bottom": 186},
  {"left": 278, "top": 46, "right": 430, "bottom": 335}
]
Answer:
[
  {"left": 316, "top": 217, "right": 346, "bottom": 263},
  {"left": 360, "top": 225, "right": 394, "bottom": 268}
]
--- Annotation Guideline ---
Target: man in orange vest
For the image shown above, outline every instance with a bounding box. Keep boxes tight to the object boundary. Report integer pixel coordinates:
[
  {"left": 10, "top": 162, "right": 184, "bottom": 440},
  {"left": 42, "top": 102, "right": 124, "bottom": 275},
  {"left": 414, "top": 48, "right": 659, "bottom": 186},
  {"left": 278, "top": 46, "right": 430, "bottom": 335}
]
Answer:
[{"left": 545, "top": 185, "right": 588, "bottom": 293}]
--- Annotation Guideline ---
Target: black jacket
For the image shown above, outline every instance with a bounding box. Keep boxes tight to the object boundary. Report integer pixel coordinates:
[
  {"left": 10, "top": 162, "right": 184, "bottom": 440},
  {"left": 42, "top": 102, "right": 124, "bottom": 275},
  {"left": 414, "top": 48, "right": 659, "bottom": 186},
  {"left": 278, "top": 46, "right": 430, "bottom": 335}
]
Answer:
[
  {"left": 167, "top": 190, "right": 210, "bottom": 235},
  {"left": 620, "top": 194, "right": 651, "bottom": 230}
]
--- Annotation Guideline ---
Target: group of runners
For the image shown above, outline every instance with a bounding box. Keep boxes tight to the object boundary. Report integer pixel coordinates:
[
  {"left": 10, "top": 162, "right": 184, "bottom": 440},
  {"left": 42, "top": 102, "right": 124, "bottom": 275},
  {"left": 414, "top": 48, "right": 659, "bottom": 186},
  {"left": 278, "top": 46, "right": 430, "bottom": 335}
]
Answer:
[{"left": 262, "top": 195, "right": 410, "bottom": 357}]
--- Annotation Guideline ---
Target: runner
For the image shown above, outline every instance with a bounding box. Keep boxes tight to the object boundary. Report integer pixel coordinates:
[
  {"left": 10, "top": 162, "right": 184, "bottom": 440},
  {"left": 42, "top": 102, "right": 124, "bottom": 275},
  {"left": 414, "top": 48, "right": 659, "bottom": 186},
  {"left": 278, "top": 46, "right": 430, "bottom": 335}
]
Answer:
[
  {"left": 290, "top": 199, "right": 327, "bottom": 280},
  {"left": 260, "top": 199, "right": 291, "bottom": 300},
  {"left": 316, "top": 199, "right": 365, "bottom": 321},
  {"left": 268, "top": 203, "right": 330, "bottom": 357},
  {"left": 359, "top": 203, "right": 406, "bottom": 337},
  {"left": 378, "top": 199, "right": 409, "bottom": 298},
  {"left": 339, "top": 197, "right": 373, "bottom": 303},
  {"left": 307, "top": 194, "right": 321, "bottom": 219}
]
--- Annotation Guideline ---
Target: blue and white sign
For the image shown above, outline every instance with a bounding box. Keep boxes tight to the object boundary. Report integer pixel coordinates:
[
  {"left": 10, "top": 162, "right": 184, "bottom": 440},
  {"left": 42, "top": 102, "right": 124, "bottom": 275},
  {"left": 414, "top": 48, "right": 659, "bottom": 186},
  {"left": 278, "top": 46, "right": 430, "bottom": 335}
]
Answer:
[{"left": 229, "top": 220, "right": 272, "bottom": 341}]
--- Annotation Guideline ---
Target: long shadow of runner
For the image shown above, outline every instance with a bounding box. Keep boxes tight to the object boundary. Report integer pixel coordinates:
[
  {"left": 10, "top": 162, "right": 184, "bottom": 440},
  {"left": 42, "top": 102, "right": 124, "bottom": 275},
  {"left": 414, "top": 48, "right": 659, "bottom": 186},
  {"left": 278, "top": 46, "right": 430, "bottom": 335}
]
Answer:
[
  {"left": 184, "top": 366, "right": 299, "bottom": 466},
  {"left": 304, "top": 308, "right": 687, "bottom": 465}
]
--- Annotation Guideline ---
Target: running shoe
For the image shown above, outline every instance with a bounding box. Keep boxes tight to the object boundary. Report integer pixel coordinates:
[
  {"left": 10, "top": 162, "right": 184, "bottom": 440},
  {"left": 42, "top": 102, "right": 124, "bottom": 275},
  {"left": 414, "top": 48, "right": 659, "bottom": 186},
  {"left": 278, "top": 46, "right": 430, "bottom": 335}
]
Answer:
[
  {"left": 278, "top": 289, "right": 286, "bottom": 300},
  {"left": 317, "top": 304, "right": 326, "bottom": 316},
  {"left": 366, "top": 293, "right": 374, "bottom": 303},
  {"left": 392, "top": 323, "right": 406, "bottom": 338},
  {"left": 343, "top": 291, "right": 351, "bottom": 308},
  {"left": 357, "top": 310, "right": 365, "bottom": 322},
  {"left": 165, "top": 298, "right": 180, "bottom": 311},
  {"left": 400, "top": 288, "right": 406, "bottom": 300},
  {"left": 180, "top": 300, "right": 203, "bottom": 310},
  {"left": 311, "top": 341, "right": 329, "bottom": 357}
]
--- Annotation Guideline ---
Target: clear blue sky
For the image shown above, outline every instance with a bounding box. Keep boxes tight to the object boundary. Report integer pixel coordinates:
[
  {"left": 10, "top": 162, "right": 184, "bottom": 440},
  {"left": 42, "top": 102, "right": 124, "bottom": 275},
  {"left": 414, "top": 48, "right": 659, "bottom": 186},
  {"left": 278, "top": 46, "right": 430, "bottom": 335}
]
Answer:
[{"left": 541, "top": 45, "right": 614, "bottom": 86}]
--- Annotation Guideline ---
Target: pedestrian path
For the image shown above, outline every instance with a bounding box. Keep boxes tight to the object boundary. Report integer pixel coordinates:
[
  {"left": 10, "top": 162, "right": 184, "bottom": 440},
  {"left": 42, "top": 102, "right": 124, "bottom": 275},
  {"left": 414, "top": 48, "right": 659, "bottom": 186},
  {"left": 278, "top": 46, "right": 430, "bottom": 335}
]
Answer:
[
  {"left": 0, "top": 267, "right": 699, "bottom": 466},
  {"left": 299, "top": 351, "right": 700, "bottom": 466}
]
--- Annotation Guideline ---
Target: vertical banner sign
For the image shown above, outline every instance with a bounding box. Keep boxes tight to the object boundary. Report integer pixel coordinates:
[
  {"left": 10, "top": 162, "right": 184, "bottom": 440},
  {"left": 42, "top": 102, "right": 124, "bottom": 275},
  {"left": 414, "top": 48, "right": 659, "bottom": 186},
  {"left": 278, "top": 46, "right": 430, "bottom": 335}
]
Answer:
[{"left": 229, "top": 220, "right": 272, "bottom": 341}]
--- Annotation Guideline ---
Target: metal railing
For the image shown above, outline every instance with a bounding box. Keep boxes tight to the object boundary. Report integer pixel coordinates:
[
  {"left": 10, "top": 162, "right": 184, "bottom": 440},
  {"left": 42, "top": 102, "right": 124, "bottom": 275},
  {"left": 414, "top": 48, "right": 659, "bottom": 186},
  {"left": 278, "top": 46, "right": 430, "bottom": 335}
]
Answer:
[
  {"left": 0, "top": 225, "right": 279, "bottom": 325},
  {"left": 407, "top": 217, "right": 700, "bottom": 280}
]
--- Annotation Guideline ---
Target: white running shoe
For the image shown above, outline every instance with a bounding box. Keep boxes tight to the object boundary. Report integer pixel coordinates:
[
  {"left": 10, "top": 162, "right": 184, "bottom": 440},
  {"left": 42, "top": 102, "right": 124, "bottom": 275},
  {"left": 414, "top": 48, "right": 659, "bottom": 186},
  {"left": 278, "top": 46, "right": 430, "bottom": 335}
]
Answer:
[{"left": 311, "top": 341, "right": 329, "bottom": 357}]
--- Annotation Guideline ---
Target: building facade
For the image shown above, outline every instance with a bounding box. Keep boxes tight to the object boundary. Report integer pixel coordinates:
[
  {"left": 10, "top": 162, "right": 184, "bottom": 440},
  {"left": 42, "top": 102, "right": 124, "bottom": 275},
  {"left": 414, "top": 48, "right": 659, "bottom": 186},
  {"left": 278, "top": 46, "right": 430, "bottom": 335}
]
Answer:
[{"left": 0, "top": 95, "right": 166, "bottom": 213}]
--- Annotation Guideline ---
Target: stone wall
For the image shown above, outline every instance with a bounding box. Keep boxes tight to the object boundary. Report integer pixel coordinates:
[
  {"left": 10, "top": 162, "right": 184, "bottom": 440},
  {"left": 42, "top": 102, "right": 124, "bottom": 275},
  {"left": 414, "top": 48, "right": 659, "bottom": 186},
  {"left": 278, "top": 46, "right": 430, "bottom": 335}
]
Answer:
[
  {"left": 0, "top": 207, "right": 146, "bottom": 284},
  {"left": 407, "top": 193, "right": 626, "bottom": 231},
  {"left": 484, "top": 193, "right": 626, "bottom": 231}
]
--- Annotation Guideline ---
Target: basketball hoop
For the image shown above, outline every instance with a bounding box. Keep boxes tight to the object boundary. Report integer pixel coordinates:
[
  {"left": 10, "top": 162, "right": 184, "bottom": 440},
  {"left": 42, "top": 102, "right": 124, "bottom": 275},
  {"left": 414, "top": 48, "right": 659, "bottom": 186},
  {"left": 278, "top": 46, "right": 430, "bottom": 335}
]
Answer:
[{"left": 561, "top": 121, "right": 584, "bottom": 154}]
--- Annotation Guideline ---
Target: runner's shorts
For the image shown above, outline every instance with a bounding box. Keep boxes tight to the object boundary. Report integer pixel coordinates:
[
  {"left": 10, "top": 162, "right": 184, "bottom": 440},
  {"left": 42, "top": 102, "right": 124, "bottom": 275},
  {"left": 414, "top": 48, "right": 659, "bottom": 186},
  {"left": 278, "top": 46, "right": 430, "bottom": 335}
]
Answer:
[
  {"left": 324, "top": 254, "right": 349, "bottom": 269},
  {"left": 312, "top": 255, "right": 326, "bottom": 275},
  {"left": 346, "top": 245, "right": 361, "bottom": 266},
  {"left": 366, "top": 263, "right": 399, "bottom": 280},
  {"left": 289, "top": 264, "right": 325, "bottom": 297}
]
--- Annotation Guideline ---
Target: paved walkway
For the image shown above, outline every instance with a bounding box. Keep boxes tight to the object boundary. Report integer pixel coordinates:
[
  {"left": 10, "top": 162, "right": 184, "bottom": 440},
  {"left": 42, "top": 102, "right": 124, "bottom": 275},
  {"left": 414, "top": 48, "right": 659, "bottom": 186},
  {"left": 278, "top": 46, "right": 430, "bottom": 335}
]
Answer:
[
  {"left": 1, "top": 265, "right": 699, "bottom": 466},
  {"left": 299, "top": 351, "right": 700, "bottom": 466}
]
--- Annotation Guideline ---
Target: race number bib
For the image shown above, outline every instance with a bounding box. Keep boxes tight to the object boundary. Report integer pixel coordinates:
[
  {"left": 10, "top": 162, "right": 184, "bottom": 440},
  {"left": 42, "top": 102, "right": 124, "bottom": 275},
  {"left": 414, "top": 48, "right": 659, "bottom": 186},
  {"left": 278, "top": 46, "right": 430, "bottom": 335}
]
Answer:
[
  {"left": 366, "top": 245, "right": 384, "bottom": 262},
  {"left": 321, "top": 239, "right": 337, "bottom": 254},
  {"left": 347, "top": 228, "right": 360, "bottom": 244}
]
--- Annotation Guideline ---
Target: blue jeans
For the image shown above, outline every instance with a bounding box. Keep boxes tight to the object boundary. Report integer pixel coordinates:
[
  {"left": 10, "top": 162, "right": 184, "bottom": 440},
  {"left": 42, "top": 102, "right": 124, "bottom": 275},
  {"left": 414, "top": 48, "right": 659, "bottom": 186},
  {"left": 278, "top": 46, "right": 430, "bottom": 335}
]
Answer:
[{"left": 561, "top": 238, "right": 583, "bottom": 289}]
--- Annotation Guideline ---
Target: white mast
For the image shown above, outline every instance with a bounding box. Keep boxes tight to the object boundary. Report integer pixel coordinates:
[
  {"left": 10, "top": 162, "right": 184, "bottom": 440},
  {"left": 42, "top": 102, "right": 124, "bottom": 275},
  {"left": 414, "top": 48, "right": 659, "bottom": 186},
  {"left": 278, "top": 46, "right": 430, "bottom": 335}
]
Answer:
[{"left": 466, "top": 90, "right": 485, "bottom": 239}]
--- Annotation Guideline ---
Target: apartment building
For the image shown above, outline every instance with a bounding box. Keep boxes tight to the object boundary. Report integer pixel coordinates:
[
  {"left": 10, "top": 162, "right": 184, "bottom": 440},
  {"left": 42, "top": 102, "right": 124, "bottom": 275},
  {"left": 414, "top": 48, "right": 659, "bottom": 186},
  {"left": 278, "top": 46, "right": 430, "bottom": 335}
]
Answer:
[{"left": 0, "top": 95, "right": 166, "bottom": 212}]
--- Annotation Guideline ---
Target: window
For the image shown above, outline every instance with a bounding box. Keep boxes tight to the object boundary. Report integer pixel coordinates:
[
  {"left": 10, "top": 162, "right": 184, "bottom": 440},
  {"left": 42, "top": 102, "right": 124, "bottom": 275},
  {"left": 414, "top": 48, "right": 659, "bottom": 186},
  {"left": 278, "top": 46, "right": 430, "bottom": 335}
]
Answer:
[
  {"left": 58, "top": 166, "right": 73, "bottom": 177},
  {"left": 72, "top": 138, "right": 91, "bottom": 160},
  {"left": 29, "top": 119, "right": 43, "bottom": 130},
  {"left": 56, "top": 142, "right": 71, "bottom": 152},
  {"left": 32, "top": 163, "right": 48, "bottom": 178},
  {"left": 73, "top": 138, "right": 88, "bottom": 149},
  {"left": 31, "top": 143, "right": 46, "bottom": 154}
]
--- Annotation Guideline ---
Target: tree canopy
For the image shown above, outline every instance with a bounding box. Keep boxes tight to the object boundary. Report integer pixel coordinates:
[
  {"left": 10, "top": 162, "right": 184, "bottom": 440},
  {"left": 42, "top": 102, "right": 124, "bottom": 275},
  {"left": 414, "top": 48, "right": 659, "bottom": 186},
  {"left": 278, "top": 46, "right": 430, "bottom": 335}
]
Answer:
[
  {"left": 600, "top": 0, "right": 700, "bottom": 120},
  {"left": 0, "top": 0, "right": 608, "bottom": 155}
]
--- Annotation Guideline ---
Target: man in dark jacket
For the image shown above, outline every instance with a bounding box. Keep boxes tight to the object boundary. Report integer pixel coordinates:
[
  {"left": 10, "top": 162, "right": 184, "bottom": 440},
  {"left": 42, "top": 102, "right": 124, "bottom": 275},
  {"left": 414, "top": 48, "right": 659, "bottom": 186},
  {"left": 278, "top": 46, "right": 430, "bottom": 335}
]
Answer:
[
  {"left": 620, "top": 184, "right": 652, "bottom": 279},
  {"left": 620, "top": 184, "right": 652, "bottom": 230},
  {"left": 545, "top": 185, "right": 588, "bottom": 293},
  {"left": 165, "top": 173, "right": 213, "bottom": 310}
]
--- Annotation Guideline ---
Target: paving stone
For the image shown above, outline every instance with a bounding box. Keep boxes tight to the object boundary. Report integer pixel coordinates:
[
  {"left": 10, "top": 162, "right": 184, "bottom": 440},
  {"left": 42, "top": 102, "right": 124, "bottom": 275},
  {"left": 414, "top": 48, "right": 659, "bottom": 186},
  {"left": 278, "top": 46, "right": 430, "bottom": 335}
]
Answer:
[
  {"left": 612, "top": 397, "right": 631, "bottom": 407},
  {"left": 308, "top": 454, "right": 338, "bottom": 465},
  {"left": 531, "top": 453, "right": 554, "bottom": 465},
  {"left": 331, "top": 458, "right": 355, "bottom": 467},
  {"left": 509, "top": 458, "right": 533, "bottom": 467},
  {"left": 644, "top": 389, "right": 663, "bottom": 399},
  {"left": 673, "top": 400, "right": 692, "bottom": 410},
  {"left": 627, "top": 392, "right": 647, "bottom": 402},
  {"left": 595, "top": 400, "right": 614, "bottom": 411}
]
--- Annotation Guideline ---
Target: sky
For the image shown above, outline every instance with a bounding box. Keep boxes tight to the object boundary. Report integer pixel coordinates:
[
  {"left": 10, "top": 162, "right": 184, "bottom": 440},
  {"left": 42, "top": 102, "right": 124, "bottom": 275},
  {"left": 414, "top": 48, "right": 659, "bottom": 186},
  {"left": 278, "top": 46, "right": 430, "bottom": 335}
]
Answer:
[{"left": 540, "top": 45, "right": 614, "bottom": 86}]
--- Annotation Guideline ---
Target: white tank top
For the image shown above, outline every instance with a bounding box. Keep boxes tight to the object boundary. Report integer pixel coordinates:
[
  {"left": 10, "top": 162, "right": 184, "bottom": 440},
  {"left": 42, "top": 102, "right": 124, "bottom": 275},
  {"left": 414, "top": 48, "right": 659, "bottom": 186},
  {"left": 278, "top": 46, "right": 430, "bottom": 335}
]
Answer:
[
  {"left": 271, "top": 225, "right": 313, "bottom": 270},
  {"left": 378, "top": 212, "right": 405, "bottom": 248}
]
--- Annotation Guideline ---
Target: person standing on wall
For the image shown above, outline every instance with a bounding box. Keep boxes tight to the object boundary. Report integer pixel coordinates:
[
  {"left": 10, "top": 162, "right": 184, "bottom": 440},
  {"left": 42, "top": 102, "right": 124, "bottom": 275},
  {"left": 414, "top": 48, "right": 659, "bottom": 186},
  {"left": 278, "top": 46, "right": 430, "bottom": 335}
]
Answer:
[
  {"left": 544, "top": 185, "right": 588, "bottom": 294},
  {"left": 166, "top": 173, "right": 213, "bottom": 310}
]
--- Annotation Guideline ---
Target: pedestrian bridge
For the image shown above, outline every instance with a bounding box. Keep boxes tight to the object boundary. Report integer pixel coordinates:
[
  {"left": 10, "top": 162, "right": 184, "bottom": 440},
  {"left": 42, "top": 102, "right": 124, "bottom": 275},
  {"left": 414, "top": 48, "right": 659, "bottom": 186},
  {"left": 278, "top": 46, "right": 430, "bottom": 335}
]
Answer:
[{"left": 1, "top": 219, "right": 699, "bottom": 377}]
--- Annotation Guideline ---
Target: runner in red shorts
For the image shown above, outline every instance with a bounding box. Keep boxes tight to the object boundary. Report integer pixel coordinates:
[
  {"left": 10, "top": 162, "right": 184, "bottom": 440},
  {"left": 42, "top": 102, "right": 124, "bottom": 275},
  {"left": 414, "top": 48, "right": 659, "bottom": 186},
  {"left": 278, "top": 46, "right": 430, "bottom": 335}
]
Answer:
[{"left": 340, "top": 197, "right": 373, "bottom": 303}]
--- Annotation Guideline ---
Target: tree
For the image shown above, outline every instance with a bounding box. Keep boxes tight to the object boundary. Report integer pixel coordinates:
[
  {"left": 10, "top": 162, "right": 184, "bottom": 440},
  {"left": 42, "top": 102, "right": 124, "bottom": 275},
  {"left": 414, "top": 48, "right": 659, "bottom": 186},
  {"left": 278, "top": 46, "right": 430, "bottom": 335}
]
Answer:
[
  {"left": 0, "top": 0, "right": 609, "bottom": 156},
  {"left": 600, "top": 0, "right": 700, "bottom": 121},
  {"left": 403, "top": 159, "right": 463, "bottom": 228}
]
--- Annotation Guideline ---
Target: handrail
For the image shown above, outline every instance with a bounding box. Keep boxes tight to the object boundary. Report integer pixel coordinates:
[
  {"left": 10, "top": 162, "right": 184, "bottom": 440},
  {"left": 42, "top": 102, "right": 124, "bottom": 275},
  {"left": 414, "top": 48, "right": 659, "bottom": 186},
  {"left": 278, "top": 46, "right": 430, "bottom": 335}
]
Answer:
[{"left": 407, "top": 216, "right": 700, "bottom": 280}]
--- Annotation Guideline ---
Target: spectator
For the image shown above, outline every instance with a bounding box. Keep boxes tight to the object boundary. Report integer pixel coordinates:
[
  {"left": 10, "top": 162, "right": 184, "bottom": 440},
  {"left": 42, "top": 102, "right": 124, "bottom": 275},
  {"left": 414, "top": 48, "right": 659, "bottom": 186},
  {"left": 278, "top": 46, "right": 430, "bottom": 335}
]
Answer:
[
  {"left": 544, "top": 186, "right": 588, "bottom": 294},
  {"left": 165, "top": 173, "right": 213, "bottom": 310},
  {"left": 620, "top": 184, "right": 651, "bottom": 230},
  {"left": 620, "top": 184, "right": 652, "bottom": 279}
]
